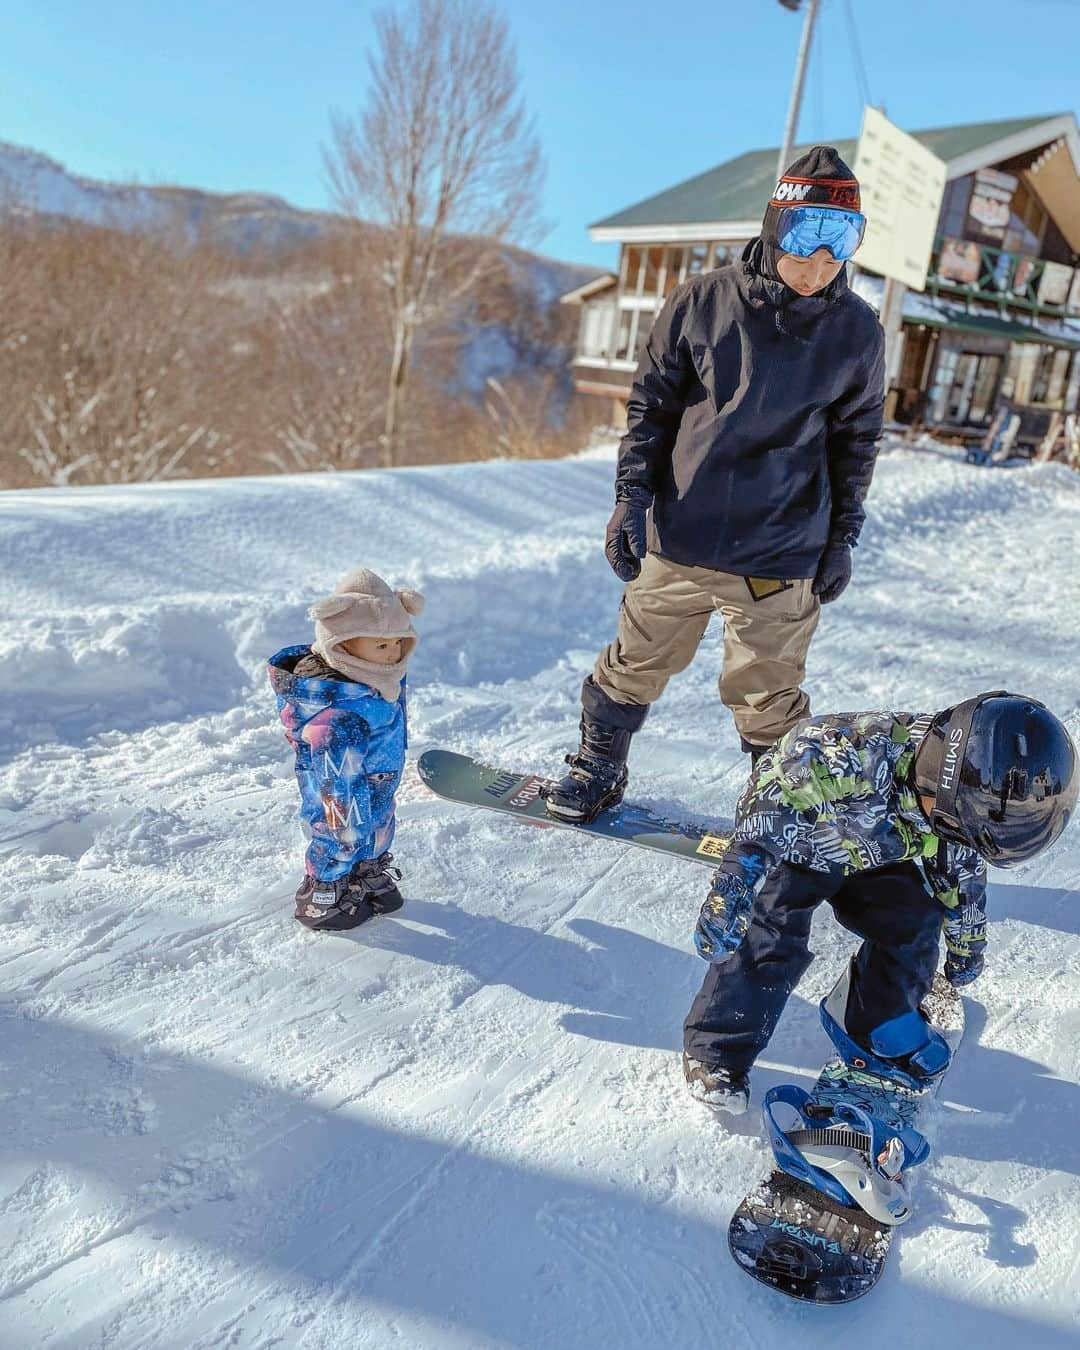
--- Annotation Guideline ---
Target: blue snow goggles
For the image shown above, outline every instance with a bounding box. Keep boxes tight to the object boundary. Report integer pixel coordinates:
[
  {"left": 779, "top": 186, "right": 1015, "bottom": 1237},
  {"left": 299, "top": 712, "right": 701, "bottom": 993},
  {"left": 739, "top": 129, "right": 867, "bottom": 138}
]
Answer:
[{"left": 777, "top": 205, "right": 867, "bottom": 262}]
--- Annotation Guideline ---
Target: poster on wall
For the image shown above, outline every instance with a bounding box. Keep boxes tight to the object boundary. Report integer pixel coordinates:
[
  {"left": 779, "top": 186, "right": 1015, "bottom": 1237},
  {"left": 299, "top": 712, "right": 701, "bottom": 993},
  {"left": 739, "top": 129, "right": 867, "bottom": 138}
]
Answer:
[
  {"left": 1038, "top": 260, "right": 1074, "bottom": 307},
  {"left": 967, "top": 167, "right": 1018, "bottom": 242},
  {"left": 1011, "top": 255, "right": 1037, "bottom": 298},
  {"left": 938, "top": 237, "right": 982, "bottom": 284}
]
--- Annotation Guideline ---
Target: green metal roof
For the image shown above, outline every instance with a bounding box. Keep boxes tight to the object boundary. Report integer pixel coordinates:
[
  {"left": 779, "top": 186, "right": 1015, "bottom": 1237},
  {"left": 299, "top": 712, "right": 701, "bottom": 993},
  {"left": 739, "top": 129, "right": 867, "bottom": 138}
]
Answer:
[
  {"left": 922, "top": 302, "right": 1080, "bottom": 350},
  {"left": 591, "top": 115, "right": 1064, "bottom": 231}
]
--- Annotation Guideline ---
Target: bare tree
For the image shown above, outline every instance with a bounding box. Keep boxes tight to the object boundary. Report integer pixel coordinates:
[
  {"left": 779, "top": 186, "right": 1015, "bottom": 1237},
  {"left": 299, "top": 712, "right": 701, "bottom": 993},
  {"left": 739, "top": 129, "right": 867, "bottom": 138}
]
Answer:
[
  {"left": 8, "top": 224, "right": 239, "bottom": 487},
  {"left": 263, "top": 254, "right": 388, "bottom": 474},
  {"left": 325, "top": 0, "right": 543, "bottom": 467}
]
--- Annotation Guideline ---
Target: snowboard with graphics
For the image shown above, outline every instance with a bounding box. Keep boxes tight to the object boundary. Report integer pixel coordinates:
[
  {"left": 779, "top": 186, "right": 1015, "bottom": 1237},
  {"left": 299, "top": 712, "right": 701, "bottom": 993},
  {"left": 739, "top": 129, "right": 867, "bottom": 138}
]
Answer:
[
  {"left": 417, "top": 748, "right": 732, "bottom": 866},
  {"left": 727, "top": 974, "right": 964, "bottom": 1304}
]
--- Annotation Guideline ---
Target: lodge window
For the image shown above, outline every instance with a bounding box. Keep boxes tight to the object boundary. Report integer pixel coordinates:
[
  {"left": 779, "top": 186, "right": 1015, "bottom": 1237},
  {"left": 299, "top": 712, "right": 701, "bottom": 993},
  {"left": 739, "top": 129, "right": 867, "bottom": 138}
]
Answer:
[
  {"left": 932, "top": 350, "right": 1002, "bottom": 425},
  {"left": 1004, "top": 343, "right": 1080, "bottom": 409},
  {"left": 1030, "top": 347, "right": 1072, "bottom": 406},
  {"left": 578, "top": 299, "right": 617, "bottom": 360},
  {"left": 623, "top": 242, "right": 741, "bottom": 303}
]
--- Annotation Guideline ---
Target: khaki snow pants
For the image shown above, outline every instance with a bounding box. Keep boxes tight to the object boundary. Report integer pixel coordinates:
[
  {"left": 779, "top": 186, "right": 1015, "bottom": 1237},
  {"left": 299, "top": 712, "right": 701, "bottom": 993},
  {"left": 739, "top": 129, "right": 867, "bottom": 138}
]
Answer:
[{"left": 593, "top": 551, "right": 821, "bottom": 749}]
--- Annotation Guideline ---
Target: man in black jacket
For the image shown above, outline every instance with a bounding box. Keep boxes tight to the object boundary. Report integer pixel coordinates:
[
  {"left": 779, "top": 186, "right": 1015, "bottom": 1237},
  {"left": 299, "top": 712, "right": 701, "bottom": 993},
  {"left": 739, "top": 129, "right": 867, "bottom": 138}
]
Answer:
[{"left": 547, "top": 147, "right": 885, "bottom": 823}]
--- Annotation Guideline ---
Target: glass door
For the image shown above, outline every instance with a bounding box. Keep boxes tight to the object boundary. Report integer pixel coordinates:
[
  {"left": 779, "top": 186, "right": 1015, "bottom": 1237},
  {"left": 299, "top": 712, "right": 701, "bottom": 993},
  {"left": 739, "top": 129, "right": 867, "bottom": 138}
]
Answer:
[
  {"left": 968, "top": 355, "right": 1002, "bottom": 423},
  {"left": 946, "top": 353, "right": 980, "bottom": 423}
]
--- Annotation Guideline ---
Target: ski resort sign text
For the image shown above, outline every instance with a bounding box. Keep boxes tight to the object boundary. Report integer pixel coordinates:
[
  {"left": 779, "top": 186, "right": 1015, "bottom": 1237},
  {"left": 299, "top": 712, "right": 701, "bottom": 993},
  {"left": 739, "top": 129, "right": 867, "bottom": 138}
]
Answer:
[{"left": 854, "top": 107, "right": 947, "bottom": 292}]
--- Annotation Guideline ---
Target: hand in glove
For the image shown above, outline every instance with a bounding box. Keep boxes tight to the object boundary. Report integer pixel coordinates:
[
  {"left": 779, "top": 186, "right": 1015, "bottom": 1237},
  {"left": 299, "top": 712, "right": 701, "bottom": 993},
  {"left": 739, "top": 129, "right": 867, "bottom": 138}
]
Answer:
[
  {"left": 943, "top": 900, "right": 987, "bottom": 988},
  {"left": 944, "top": 951, "right": 985, "bottom": 987},
  {"left": 694, "top": 872, "right": 754, "bottom": 962},
  {"left": 812, "top": 538, "right": 853, "bottom": 604},
  {"left": 605, "top": 486, "right": 652, "bottom": 582}
]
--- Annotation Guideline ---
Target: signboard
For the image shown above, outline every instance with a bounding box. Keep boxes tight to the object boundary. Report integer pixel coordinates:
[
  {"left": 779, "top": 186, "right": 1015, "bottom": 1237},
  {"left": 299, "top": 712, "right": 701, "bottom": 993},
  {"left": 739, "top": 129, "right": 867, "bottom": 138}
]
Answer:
[
  {"left": 967, "top": 167, "right": 1017, "bottom": 242},
  {"left": 853, "top": 106, "right": 948, "bottom": 292},
  {"left": 1038, "top": 260, "right": 1074, "bottom": 307},
  {"left": 937, "top": 237, "right": 981, "bottom": 285}
]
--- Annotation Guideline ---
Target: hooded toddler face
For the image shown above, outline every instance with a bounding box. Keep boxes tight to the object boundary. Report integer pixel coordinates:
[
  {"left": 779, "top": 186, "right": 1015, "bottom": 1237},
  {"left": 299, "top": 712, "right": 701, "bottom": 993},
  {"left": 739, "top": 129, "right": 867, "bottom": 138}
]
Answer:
[
  {"left": 343, "top": 635, "right": 403, "bottom": 665},
  {"left": 308, "top": 567, "right": 425, "bottom": 699}
]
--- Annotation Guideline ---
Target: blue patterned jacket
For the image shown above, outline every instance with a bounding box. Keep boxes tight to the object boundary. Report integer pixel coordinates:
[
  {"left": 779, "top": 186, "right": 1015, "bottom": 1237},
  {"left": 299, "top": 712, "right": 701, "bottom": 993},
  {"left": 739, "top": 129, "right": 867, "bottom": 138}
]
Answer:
[{"left": 268, "top": 645, "right": 407, "bottom": 880}]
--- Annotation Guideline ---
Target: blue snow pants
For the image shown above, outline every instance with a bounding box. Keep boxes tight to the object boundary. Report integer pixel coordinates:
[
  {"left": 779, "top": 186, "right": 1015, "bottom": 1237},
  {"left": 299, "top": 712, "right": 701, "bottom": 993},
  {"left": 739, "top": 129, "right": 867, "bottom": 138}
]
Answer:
[{"left": 683, "top": 861, "right": 943, "bottom": 1071}]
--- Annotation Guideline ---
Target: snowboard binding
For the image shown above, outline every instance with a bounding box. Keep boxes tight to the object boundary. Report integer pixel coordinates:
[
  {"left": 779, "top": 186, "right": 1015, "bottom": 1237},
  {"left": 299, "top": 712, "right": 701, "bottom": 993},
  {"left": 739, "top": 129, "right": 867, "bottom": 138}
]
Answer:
[
  {"left": 763, "top": 1085, "right": 930, "bottom": 1225},
  {"left": 820, "top": 961, "right": 952, "bottom": 1091}
]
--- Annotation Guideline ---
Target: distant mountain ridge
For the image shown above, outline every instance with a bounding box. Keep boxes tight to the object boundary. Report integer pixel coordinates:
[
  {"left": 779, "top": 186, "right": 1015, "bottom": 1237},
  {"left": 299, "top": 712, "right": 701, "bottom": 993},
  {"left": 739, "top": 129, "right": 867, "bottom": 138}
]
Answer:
[
  {"left": 0, "top": 139, "right": 602, "bottom": 295},
  {"left": 0, "top": 139, "right": 339, "bottom": 252}
]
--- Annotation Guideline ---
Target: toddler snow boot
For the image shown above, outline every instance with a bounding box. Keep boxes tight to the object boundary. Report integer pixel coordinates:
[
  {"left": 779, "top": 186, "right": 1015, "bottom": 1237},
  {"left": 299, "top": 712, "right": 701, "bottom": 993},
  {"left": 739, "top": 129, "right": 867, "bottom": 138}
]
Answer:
[
  {"left": 682, "top": 1054, "right": 751, "bottom": 1116},
  {"left": 293, "top": 855, "right": 403, "bottom": 931},
  {"left": 544, "top": 679, "right": 647, "bottom": 824},
  {"left": 294, "top": 874, "right": 376, "bottom": 931}
]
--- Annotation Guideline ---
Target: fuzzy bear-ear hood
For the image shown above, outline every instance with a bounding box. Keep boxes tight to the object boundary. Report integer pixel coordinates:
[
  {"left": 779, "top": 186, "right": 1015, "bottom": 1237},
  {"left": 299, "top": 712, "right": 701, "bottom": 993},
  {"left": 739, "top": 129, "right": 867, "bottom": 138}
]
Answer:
[{"left": 308, "top": 567, "right": 425, "bottom": 701}]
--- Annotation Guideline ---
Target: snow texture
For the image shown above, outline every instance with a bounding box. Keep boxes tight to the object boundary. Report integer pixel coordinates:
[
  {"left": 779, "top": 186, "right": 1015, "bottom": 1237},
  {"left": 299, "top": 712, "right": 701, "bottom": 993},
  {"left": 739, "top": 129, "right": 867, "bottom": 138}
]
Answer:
[{"left": 1, "top": 442, "right": 1080, "bottom": 1347}]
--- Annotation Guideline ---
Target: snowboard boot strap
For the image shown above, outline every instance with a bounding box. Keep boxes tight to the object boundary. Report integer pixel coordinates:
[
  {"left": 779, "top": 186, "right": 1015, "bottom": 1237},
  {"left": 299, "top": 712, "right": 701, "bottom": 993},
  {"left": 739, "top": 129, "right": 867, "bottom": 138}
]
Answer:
[
  {"left": 820, "top": 960, "right": 952, "bottom": 1090},
  {"left": 543, "top": 680, "right": 647, "bottom": 824},
  {"left": 764, "top": 1085, "right": 929, "bottom": 1225},
  {"left": 349, "top": 853, "right": 404, "bottom": 913}
]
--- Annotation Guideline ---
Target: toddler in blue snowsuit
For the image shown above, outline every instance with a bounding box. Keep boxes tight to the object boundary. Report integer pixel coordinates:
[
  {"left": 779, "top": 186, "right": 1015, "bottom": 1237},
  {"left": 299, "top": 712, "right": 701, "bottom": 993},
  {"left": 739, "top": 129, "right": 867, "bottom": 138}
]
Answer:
[{"left": 268, "top": 567, "right": 424, "bottom": 931}]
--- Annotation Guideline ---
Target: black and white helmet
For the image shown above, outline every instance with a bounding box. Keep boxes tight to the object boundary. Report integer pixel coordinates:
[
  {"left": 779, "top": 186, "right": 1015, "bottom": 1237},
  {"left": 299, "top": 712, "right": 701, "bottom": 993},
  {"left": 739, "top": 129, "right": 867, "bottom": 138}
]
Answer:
[{"left": 913, "top": 692, "right": 1078, "bottom": 867}]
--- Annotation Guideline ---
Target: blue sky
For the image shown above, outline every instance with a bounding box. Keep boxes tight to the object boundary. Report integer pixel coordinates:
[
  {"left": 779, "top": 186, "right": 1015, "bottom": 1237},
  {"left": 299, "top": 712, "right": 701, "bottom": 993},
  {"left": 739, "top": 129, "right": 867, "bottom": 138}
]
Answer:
[{"left": 3, "top": 0, "right": 1078, "bottom": 268}]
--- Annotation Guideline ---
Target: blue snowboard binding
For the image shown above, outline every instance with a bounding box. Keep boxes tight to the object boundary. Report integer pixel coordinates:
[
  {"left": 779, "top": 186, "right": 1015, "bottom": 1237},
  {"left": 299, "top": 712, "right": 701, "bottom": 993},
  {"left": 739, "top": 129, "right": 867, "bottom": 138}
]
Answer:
[
  {"left": 763, "top": 1084, "right": 930, "bottom": 1225},
  {"left": 820, "top": 960, "right": 952, "bottom": 1091}
]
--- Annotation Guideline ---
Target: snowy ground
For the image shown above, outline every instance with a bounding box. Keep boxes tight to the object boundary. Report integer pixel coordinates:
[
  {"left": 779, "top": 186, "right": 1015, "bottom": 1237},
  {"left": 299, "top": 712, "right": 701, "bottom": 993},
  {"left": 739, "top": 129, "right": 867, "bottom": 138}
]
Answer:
[{"left": 1, "top": 442, "right": 1079, "bottom": 1348}]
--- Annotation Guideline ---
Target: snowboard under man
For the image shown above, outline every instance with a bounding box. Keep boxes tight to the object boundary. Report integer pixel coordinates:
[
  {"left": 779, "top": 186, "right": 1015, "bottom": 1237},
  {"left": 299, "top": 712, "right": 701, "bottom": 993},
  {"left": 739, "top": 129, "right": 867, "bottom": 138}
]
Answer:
[
  {"left": 547, "top": 147, "right": 885, "bottom": 824},
  {"left": 683, "top": 692, "right": 1078, "bottom": 1113}
]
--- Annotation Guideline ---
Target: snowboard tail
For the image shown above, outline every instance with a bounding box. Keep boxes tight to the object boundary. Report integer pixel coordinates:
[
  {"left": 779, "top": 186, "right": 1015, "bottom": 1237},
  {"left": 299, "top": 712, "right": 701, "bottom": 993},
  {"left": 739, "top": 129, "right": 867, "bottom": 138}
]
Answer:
[{"left": 418, "top": 748, "right": 732, "bottom": 866}]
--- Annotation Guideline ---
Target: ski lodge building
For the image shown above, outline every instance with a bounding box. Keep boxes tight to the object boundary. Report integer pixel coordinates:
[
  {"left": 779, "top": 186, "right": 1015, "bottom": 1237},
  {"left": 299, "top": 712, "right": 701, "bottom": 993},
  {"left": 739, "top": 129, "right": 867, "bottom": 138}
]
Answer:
[{"left": 562, "top": 113, "right": 1080, "bottom": 447}]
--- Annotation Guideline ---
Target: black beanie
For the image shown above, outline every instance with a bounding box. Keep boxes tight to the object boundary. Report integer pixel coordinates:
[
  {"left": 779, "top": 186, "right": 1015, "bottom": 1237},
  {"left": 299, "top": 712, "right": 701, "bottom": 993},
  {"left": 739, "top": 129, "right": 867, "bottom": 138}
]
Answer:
[{"left": 761, "top": 145, "right": 861, "bottom": 251}]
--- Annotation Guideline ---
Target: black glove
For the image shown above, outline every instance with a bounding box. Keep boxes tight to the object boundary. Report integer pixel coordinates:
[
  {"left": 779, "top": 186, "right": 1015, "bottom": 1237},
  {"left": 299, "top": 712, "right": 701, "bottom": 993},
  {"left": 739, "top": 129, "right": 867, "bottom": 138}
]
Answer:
[
  {"left": 605, "top": 486, "right": 652, "bottom": 582},
  {"left": 812, "top": 538, "right": 853, "bottom": 604}
]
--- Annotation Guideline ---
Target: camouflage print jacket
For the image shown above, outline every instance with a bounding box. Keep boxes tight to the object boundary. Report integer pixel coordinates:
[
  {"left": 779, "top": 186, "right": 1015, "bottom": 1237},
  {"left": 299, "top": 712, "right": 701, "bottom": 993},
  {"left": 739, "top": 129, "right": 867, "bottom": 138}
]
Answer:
[{"left": 717, "top": 711, "right": 987, "bottom": 965}]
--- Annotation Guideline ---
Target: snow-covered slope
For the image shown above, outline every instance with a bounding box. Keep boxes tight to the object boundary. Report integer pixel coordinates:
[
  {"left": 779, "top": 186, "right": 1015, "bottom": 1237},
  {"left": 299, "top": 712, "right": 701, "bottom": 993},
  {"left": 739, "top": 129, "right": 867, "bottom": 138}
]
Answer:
[{"left": 1, "top": 445, "right": 1079, "bottom": 1348}]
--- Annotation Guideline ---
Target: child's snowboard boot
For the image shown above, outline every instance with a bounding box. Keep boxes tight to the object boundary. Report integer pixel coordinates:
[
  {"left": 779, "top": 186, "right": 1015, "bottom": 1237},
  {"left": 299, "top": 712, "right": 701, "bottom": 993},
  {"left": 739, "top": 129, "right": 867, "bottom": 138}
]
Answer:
[{"left": 682, "top": 1054, "right": 751, "bottom": 1116}]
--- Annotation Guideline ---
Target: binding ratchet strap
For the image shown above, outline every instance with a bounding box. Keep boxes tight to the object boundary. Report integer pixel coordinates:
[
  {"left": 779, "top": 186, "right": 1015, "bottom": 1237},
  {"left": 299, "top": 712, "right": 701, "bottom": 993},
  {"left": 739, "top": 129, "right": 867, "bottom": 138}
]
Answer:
[{"left": 786, "top": 1126, "right": 872, "bottom": 1155}]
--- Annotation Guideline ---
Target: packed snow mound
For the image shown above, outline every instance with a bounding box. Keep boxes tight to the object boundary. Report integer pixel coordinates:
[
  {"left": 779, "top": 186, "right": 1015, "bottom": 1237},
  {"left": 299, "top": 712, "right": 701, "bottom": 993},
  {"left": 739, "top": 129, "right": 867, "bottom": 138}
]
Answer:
[{"left": 1, "top": 442, "right": 1080, "bottom": 1348}]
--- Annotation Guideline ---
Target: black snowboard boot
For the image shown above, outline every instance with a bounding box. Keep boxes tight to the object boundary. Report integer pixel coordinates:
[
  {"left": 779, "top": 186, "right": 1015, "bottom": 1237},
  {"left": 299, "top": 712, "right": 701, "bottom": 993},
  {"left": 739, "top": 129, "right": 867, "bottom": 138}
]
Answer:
[
  {"left": 293, "top": 853, "right": 403, "bottom": 931},
  {"left": 682, "top": 1053, "right": 751, "bottom": 1116},
  {"left": 544, "top": 678, "right": 648, "bottom": 824}
]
